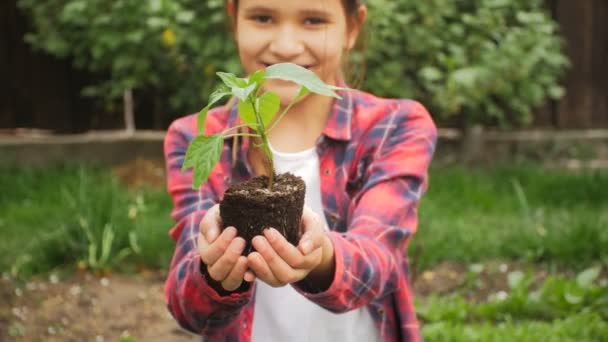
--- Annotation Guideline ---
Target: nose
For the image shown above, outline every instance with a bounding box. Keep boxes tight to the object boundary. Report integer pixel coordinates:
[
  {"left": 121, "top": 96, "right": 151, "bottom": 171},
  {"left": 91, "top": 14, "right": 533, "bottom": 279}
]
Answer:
[{"left": 268, "top": 24, "right": 304, "bottom": 60}]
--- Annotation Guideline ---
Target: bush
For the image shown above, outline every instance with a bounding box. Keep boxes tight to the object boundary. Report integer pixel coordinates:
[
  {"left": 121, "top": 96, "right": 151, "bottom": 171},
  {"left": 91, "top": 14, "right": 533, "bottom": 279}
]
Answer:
[
  {"left": 18, "top": 0, "right": 240, "bottom": 115},
  {"left": 363, "top": 0, "right": 569, "bottom": 127},
  {"left": 18, "top": 0, "right": 569, "bottom": 127}
]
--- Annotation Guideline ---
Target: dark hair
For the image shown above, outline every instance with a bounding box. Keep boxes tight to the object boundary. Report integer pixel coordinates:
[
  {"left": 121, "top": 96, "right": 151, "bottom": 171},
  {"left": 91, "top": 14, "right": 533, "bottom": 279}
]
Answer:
[
  {"left": 228, "top": 0, "right": 367, "bottom": 87},
  {"left": 232, "top": 0, "right": 363, "bottom": 17}
]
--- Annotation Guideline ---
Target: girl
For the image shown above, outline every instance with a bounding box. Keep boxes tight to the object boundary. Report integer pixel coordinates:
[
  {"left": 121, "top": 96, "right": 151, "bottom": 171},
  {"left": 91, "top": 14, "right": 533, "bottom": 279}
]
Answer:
[{"left": 164, "top": 0, "right": 437, "bottom": 341}]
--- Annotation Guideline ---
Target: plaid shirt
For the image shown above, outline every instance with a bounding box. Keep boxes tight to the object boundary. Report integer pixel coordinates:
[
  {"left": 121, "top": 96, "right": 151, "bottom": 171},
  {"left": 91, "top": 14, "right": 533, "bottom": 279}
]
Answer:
[{"left": 164, "top": 88, "right": 437, "bottom": 342}]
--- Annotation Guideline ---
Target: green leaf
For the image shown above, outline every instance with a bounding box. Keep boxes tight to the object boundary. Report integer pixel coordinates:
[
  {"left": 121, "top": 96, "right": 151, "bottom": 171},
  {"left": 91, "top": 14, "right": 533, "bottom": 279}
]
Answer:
[
  {"left": 507, "top": 271, "right": 525, "bottom": 289},
  {"left": 295, "top": 86, "right": 310, "bottom": 101},
  {"left": 257, "top": 92, "right": 280, "bottom": 128},
  {"left": 216, "top": 72, "right": 247, "bottom": 89},
  {"left": 468, "top": 263, "right": 484, "bottom": 274},
  {"left": 451, "top": 67, "right": 480, "bottom": 88},
  {"left": 176, "top": 11, "right": 195, "bottom": 23},
  {"left": 232, "top": 83, "right": 257, "bottom": 101},
  {"left": 198, "top": 85, "right": 231, "bottom": 135},
  {"left": 181, "top": 134, "right": 224, "bottom": 189},
  {"left": 238, "top": 100, "right": 257, "bottom": 130},
  {"left": 419, "top": 66, "right": 443, "bottom": 82},
  {"left": 548, "top": 85, "right": 565, "bottom": 99},
  {"left": 248, "top": 69, "right": 266, "bottom": 87},
  {"left": 577, "top": 266, "right": 601, "bottom": 288},
  {"left": 265, "top": 63, "right": 340, "bottom": 99},
  {"left": 564, "top": 292, "right": 584, "bottom": 305}
]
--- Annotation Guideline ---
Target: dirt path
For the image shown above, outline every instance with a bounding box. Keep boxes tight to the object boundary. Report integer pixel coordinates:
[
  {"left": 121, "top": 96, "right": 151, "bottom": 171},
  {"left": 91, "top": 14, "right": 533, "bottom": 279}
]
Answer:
[
  {"left": 1, "top": 272, "right": 197, "bottom": 341},
  {"left": 1, "top": 261, "right": 535, "bottom": 341}
]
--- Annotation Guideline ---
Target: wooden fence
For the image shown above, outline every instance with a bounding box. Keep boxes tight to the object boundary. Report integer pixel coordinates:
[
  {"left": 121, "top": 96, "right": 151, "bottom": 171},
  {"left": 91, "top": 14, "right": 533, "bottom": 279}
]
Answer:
[
  {"left": 1, "top": 0, "right": 607, "bottom": 132},
  {"left": 540, "top": 0, "right": 608, "bottom": 128}
]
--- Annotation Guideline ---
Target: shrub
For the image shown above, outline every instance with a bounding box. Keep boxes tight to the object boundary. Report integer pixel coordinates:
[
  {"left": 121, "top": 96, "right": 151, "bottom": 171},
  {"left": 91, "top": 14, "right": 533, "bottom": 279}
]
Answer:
[
  {"left": 18, "top": 0, "right": 569, "bottom": 127},
  {"left": 363, "top": 0, "right": 569, "bottom": 127}
]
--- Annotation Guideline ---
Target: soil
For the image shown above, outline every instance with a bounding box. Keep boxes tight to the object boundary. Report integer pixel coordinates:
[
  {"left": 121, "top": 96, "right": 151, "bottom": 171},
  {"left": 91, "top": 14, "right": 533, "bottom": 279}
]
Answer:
[
  {"left": 1, "top": 260, "right": 574, "bottom": 341},
  {"left": 220, "top": 173, "right": 306, "bottom": 255},
  {"left": 0, "top": 271, "right": 197, "bottom": 341}
]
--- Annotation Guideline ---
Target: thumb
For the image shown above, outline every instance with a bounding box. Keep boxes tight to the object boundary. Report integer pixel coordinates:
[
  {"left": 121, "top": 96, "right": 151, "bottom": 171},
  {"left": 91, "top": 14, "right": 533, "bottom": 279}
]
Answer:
[
  {"left": 201, "top": 204, "right": 221, "bottom": 243},
  {"left": 300, "top": 206, "right": 325, "bottom": 234}
]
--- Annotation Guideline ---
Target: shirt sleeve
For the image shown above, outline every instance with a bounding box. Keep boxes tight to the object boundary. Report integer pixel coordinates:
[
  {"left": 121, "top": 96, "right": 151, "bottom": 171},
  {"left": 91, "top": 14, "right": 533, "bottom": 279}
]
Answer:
[
  {"left": 163, "top": 118, "right": 253, "bottom": 334},
  {"left": 294, "top": 100, "right": 437, "bottom": 312}
]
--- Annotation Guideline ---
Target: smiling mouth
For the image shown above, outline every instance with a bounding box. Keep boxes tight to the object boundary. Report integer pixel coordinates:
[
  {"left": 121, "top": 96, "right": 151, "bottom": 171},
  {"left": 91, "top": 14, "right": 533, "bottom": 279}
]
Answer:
[{"left": 263, "top": 63, "right": 312, "bottom": 70}]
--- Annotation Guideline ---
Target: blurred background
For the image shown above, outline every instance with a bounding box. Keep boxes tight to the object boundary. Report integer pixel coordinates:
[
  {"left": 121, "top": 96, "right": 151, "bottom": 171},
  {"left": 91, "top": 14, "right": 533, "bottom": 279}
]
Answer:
[{"left": 1, "top": 0, "right": 607, "bottom": 341}]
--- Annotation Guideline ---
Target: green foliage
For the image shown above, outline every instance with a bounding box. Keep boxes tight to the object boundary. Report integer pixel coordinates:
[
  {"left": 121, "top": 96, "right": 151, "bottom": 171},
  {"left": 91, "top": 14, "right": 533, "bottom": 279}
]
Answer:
[
  {"left": 364, "top": 0, "right": 569, "bottom": 126},
  {"left": 0, "top": 163, "right": 173, "bottom": 278},
  {"left": 422, "top": 313, "right": 608, "bottom": 342},
  {"left": 182, "top": 63, "right": 339, "bottom": 189},
  {"left": 418, "top": 268, "right": 608, "bottom": 341},
  {"left": 417, "top": 269, "right": 608, "bottom": 323},
  {"left": 17, "top": 0, "right": 568, "bottom": 127},
  {"left": 17, "top": 0, "right": 240, "bottom": 113},
  {"left": 416, "top": 163, "right": 608, "bottom": 269}
]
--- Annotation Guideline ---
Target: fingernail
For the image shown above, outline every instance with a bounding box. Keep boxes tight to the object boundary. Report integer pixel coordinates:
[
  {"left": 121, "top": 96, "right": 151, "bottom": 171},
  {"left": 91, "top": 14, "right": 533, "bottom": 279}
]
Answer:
[
  {"left": 226, "top": 227, "right": 237, "bottom": 237},
  {"left": 207, "top": 228, "right": 218, "bottom": 241},
  {"left": 253, "top": 236, "right": 268, "bottom": 250},
  {"left": 234, "top": 238, "right": 245, "bottom": 250},
  {"left": 264, "top": 228, "right": 277, "bottom": 242},
  {"left": 301, "top": 240, "right": 312, "bottom": 254}
]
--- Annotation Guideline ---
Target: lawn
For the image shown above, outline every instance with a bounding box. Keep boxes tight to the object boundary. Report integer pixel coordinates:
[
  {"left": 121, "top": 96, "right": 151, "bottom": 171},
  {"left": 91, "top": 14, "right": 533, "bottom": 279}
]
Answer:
[{"left": 1, "top": 161, "right": 606, "bottom": 340}]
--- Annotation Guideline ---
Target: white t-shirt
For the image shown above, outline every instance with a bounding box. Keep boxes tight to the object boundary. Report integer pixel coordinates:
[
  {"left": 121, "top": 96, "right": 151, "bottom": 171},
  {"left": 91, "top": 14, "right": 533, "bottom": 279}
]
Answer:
[{"left": 251, "top": 143, "right": 381, "bottom": 342}]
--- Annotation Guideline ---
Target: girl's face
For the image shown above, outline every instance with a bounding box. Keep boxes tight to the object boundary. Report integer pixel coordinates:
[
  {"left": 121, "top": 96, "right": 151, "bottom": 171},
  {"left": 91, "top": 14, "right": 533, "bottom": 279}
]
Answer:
[{"left": 233, "top": 0, "right": 364, "bottom": 105}]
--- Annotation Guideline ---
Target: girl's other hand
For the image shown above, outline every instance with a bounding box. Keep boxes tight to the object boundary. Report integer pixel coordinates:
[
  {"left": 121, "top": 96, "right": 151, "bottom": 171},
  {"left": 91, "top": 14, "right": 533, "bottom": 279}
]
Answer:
[
  {"left": 246, "top": 207, "right": 335, "bottom": 288},
  {"left": 198, "top": 204, "right": 249, "bottom": 291}
]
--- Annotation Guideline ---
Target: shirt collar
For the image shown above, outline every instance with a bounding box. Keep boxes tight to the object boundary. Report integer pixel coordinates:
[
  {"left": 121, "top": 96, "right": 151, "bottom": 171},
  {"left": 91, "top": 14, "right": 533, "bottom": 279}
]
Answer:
[
  {"left": 224, "top": 86, "right": 354, "bottom": 142},
  {"left": 322, "top": 88, "right": 353, "bottom": 142}
]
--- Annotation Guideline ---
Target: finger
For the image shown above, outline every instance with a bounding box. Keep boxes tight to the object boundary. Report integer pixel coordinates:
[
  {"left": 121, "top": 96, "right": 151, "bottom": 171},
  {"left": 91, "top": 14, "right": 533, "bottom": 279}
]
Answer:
[
  {"left": 208, "top": 237, "right": 246, "bottom": 281},
  {"left": 252, "top": 236, "right": 295, "bottom": 285},
  {"left": 247, "top": 251, "right": 281, "bottom": 287},
  {"left": 298, "top": 229, "right": 326, "bottom": 256},
  {"left": 263, "top": 228, "right": 306, "bottom": 268},
  {"left": 200, "top": 227, "right": 237, "bottom": 266},
  {"left": 300, "top": 206, "right": 324, "bottom": 234},
  {"left": 244, "top": 270, "right": 256, "bottom": 282},
  {"left": 200, "top": 205, "right": 222, "bottom": 243},
  {"left": 301, "top": 246, "right": 323, "bottom": 269},
  {"left": 221, "top": 256, "right": 248, "bottom": 291}
]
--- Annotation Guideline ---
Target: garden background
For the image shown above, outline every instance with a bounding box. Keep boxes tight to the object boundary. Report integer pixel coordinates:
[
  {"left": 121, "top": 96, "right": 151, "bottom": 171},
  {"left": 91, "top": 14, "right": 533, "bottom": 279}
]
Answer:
[{"left": 1, "top": 0, "right": 607, "bottom": 341}]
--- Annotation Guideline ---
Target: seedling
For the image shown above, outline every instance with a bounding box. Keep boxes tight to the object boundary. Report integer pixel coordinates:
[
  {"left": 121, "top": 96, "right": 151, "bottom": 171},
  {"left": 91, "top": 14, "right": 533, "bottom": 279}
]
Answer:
[{"left": 181, "top": 63, "right": 343, "bottom": 190}]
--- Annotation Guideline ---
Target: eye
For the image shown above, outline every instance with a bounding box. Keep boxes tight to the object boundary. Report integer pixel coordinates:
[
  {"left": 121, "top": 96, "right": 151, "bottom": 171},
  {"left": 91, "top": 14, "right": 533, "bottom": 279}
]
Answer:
[
  {"left": 304, "top": 17, "right": 326, "bottom": 25},
  {"left": 252, "top": 15, "right": 273, "bottom": 24}
]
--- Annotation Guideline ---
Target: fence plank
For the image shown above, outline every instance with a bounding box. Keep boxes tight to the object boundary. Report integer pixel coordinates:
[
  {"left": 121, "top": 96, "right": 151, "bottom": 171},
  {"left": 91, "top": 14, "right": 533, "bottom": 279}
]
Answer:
[{"left": 552, "top": 0, "right": 608, "bottom": 128}]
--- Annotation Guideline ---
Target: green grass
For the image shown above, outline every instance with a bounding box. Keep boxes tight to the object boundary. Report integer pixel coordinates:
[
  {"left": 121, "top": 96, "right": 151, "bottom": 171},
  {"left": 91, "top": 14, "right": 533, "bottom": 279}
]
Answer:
[
  {"left": 416, "top": 162, "right": 608, "bottom": 270},
  {"left": 0, "top": 163, "right": 174, "bottom": 277},
  {"left": 1, "top": 161, "right": 606, "bottom": 277},
  {"left": 418, "top": 268, "right": 608, "bottom": 341},
  {"left": 1, "top": 161, "right": 607, "bottom": 340},
  {"left": 417, "top": 271, "right": 607, "bottom": 323},
  {"left": 422, "top": 313, "right": 608, "bottom": 342}
]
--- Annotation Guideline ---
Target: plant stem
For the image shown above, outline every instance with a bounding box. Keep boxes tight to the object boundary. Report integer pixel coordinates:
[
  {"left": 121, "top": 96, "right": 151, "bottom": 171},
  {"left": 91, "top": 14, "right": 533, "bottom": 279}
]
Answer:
[
  {"left": 259, "top": 130, "right": 275, "bottom": 190},
  {"left": 221, "top": 123, "right": 257, "bottom": 136},
  {"left": 223, "top": 133, "right": 260, "bottom": 139},
  {"left": 248, "top": 97, "right": 275, "bottom": 190}
]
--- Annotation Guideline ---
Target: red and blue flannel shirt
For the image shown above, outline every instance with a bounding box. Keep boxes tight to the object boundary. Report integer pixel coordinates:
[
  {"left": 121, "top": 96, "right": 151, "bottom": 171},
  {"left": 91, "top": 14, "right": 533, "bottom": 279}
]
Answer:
[{"left": 164, "top": 88, "right": 437, "bottom": 341}]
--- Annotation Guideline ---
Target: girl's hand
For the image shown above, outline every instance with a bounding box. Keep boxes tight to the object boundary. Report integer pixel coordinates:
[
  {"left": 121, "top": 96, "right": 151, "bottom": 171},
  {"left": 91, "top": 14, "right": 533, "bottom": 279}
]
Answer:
[
  {"left": 246, "top": 207, "right": 335, "bottom": 288},
  {"left": 198, "top": 204, "right": 248, "bottom": 291}
]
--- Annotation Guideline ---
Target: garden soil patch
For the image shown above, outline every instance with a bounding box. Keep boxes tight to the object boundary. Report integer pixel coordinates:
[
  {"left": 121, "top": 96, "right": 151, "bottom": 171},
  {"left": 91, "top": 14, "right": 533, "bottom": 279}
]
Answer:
[
  {"left": 0, "top": 261, "right": 539, "bottom": 341},
  {"left": 0, "top": 272, "right": 197, "bottom": 341}
]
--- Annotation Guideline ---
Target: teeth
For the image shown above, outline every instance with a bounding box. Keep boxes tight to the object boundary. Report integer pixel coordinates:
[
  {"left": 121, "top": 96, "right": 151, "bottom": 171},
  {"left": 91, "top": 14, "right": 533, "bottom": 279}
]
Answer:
[{"left": 264, "top": 63, "right": 311, "bottom": 69}]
